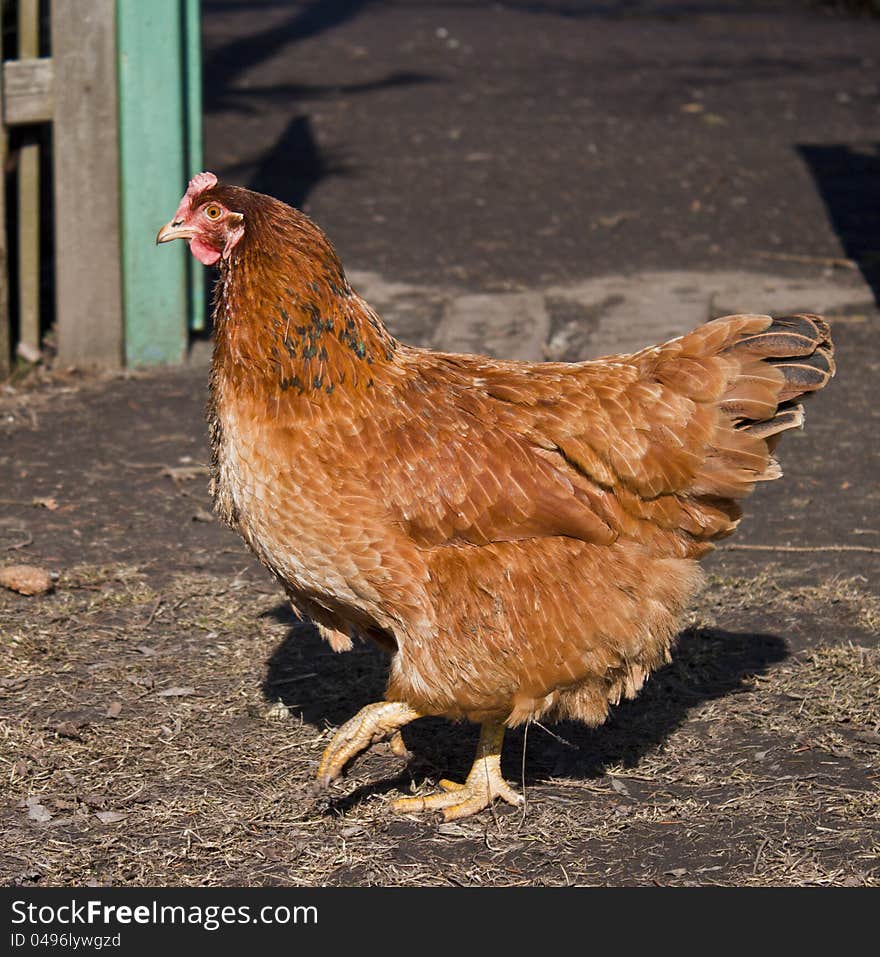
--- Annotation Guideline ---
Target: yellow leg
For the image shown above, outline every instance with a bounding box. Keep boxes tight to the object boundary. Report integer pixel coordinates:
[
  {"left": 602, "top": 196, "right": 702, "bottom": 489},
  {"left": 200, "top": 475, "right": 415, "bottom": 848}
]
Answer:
[
  {"left": 393, "top": 720, "right": 523, "bottom": 821},
  {"left": 388, "top": 730, "right": 411, "bottom": 758},
  {"left": 316, "top": 701, "right": 419, "bottom": 787}
]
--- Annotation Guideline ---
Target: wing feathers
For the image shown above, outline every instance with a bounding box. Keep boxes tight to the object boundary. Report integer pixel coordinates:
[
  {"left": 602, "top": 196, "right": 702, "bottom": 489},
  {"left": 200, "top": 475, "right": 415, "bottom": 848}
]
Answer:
[{"left": 375, "top": 313, "right": 832, "bottom": 559}]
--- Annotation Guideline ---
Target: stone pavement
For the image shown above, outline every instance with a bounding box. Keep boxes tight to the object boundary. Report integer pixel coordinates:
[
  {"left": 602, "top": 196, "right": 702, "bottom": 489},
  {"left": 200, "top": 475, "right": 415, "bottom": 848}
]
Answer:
[{"left": 347, "top": 265, "right": 875, "bottom": 360}]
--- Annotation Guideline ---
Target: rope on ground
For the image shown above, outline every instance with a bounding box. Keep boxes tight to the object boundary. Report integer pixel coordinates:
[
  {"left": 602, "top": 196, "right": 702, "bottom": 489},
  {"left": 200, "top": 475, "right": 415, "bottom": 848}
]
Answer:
[{"left": 720, "top": 543, "right": 880, "bottom": 554}]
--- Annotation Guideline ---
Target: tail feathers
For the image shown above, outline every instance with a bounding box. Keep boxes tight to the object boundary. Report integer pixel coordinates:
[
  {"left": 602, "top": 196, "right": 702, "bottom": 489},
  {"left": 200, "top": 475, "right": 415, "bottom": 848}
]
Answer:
[
  {"left": 769, "top": 350, "right": 835, "bottom": 402},
  {"left": 730, "top": 313, "right": 830, "bottom": 357},
  {"left": 631, "top": 312, "right": 834, "bottom": 551},
  {"left": 724, "top": 313, "right": 834, "bottom": 451},
  {"left": 743, "top": 403, "right": 803, "bottom": 441},
  {"left": 685, "top": 313, "right": 834, "bottom": 530}
]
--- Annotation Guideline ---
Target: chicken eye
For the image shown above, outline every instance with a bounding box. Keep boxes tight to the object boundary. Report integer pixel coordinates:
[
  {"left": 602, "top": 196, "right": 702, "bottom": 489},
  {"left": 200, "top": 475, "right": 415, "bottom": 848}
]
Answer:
[{"left": 204, "top": 204, "right": 222, "bottom": 221}]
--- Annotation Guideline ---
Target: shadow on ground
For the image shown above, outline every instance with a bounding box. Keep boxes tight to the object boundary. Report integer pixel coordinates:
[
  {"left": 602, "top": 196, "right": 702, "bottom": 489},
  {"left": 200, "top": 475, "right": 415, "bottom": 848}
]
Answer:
[
  {"left": 261, "top": 606, "right": 788, "bottom": 809},
  {"left": 203, "top": 0, "right": 438, "bottom": 208},
  {"left": 799, "top": 142, "right": 880, "bottom": 306},
  {"left": 203, "top": 0, "right": 376, "bottom": 94}
]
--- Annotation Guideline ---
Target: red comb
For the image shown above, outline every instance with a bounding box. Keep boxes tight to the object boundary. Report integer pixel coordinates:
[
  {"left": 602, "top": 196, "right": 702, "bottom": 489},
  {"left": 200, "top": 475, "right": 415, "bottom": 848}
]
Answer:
[{"left": 173, "top": 171, "right": 219, "bottom": 222}]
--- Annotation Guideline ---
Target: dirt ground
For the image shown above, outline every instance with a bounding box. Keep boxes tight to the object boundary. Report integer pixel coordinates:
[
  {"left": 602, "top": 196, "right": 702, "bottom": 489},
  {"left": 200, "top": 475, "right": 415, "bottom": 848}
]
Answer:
[{"left": 1, "top": 309, "right": 877, "bottom": 888}]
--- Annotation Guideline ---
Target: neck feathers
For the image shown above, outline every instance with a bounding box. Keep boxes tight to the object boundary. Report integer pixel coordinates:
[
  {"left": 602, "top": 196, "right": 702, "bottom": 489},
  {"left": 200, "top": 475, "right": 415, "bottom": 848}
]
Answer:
[{"left": 210, "top": 195, "right": 397, "bottom": 398}]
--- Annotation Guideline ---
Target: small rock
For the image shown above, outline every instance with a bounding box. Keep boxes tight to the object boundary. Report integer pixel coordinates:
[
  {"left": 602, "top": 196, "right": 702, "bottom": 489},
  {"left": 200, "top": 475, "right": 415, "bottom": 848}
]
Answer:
[
  {"left": 25, "top": 797, "right": 53, "bottom": 823},
  {"left": 0, "top": 564, "right": 53, "bottom": 596},
  {"left": 16, "top": 341, "right": 42, "bottom": 364},
  {"left": 47, "top": 720, "right": 87, "bottom": 741},
  {"left": 265, "top": 700, "right": 290, "bottom": 722},
  {"left": 609, "top": 776, "right": 632, "bottom": 798},
  {"left": 32, "top": 497, "right": 59, "bottom": 511}
]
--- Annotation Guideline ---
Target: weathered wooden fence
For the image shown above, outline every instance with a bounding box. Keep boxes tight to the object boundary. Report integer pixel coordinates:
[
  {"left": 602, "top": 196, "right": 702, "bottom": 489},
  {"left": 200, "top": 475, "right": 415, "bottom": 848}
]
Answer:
[{"left": 0, "top": 0, "right": 203, "bottom": 376}]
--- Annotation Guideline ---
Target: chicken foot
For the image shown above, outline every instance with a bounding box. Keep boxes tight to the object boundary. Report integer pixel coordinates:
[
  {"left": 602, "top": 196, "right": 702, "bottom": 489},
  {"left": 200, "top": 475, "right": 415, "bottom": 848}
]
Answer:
[
  {"left": 394, "top": 720, "right": 523, "bottom": 821},
  {"left": 316, "top": 701, "right": 420, "bottom": 786}
]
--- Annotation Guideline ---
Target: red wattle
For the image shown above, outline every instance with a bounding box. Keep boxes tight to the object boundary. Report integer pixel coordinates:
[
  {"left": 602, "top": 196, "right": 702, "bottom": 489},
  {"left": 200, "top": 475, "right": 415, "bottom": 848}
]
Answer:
[{"left": 189, "top": 238, "right": 221, "bottom": 266}]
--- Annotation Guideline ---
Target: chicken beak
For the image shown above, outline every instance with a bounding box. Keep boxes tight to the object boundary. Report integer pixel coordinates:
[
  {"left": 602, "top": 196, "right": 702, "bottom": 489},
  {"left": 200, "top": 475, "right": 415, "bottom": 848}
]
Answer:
[{"left": 156, "top": 220, "right": 196, "bottom": 245}]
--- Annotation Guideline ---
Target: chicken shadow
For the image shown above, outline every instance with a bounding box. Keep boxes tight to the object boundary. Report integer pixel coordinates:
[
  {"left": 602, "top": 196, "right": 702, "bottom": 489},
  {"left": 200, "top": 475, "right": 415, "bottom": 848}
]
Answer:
[
  {"left": 245, "top": 114, "right": 342, "bottom": 212},
  {"left": 195, "top": 0, "right": 439, "bottom": 334},
  {"left": 260, "top": 604, "right": 788, "bottom": 809},
  {"left": 798, "top": 143, "right": 880, "bottom": 306}
]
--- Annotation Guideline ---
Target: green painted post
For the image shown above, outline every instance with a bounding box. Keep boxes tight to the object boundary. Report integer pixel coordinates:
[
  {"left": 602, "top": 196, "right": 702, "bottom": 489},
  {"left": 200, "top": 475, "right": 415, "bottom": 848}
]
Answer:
[
  {"left": 117, "top": 0, "right": 202, "bottom": 365},
  {"left": 184, "top": 0, "right": 206, "bottom": 332}
]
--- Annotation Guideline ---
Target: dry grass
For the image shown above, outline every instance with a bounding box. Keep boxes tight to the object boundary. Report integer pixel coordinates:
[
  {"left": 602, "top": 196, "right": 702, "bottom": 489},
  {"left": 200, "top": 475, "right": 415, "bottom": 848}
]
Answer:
[{"left": 1, "top": 564, "right": 877, "bottom": 886}]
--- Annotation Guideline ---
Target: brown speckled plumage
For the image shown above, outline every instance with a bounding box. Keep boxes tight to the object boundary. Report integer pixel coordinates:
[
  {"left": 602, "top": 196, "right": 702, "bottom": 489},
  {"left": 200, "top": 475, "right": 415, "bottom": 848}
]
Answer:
[{"left": 159, "top": 177, "right": 835, "bottom": 816}]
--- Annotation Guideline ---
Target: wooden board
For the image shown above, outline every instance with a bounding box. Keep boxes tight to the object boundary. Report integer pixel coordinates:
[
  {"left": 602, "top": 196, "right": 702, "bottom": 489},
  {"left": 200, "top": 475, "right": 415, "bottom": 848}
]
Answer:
[
  {"left": 51, "top": 0, "right": 123, "bottom": 368},
  {"left": 2, "top": 58, "right": 54, "bottom": 126}
]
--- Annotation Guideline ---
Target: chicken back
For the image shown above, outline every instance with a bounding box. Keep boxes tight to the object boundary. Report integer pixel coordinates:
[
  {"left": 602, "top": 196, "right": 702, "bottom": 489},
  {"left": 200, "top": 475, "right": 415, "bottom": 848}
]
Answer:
[{"left": 158, "top": 174, "right": 834, "bottom": 819}]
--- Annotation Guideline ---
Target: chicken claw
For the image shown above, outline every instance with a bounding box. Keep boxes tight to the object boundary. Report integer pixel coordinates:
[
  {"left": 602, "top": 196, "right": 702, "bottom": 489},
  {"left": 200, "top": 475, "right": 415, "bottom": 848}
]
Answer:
[
  {"left": 394, "top": 720, "right": 523, "bottom": 821},
  {"left": 388, "top": 730, "right": 411, "bottom": 758},
  {"left": 317, "top": 701, "right": 420, "bottom": 786}
]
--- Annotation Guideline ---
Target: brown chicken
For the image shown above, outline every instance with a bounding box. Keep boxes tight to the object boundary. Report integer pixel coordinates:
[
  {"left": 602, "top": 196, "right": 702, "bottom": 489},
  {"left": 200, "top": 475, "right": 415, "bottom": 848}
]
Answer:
[{"left": 157, "top": 173, "right": 835, "bottom": 820}]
